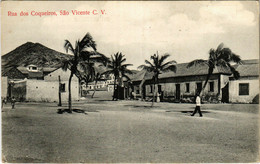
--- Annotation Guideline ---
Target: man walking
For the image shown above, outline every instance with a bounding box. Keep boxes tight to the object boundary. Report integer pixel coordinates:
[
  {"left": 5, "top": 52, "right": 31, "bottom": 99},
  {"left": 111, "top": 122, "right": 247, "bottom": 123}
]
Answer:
[{"left": 191, "top": 94, "right": 203, "bottom": 117}]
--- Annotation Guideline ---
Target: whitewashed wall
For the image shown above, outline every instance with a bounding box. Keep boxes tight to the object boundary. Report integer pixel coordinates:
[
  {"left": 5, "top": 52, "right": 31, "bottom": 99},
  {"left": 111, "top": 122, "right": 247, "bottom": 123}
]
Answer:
[
  {"left": 229, "top": 78, "right": 259, "bottom": 103},
  {"left": 26, "top": 79, "right": 79, "bottom": 102}
]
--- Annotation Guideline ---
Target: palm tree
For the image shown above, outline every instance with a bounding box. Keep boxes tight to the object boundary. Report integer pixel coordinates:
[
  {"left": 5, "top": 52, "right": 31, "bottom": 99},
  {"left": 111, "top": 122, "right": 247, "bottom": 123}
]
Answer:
[
  {"left": 91, "top": 72, "right": 103, "bottom": 98},
  {"left": 79, "top": 52, "right": 108, "bottom": 87},
  {"left": 138, "top": 52, "right": 177, "bottom": 106},
  {"left": 187, "top": 43, "right": 241, "bottom": 96},
  {"left": 103, "top": 52, "right": 133, "bottom": 100},
  {"left": 62, "top": 33, "right": 107, "bottom": 112}
]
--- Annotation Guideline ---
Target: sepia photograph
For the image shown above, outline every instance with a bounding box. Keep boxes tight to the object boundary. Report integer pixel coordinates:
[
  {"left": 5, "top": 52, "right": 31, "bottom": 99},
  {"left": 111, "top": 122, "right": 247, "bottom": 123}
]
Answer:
[{"left": 1, "top": 1, "right": 259, "bottom": 163}]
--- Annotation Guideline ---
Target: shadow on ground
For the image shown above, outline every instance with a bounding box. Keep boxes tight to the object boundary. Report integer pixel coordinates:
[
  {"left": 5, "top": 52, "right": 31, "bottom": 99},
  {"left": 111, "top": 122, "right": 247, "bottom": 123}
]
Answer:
[
  {"left": 57, "top": 108, "right": 99, "bottom": 114},
  {"left": 178, "top": 110, "right": 211, "bottom": 114},
  {"left": 124, "top": 105, "right": 160, "bottom": 109},
  {"left": 95, "top": 100, "right": 114, "bottom": 102}
]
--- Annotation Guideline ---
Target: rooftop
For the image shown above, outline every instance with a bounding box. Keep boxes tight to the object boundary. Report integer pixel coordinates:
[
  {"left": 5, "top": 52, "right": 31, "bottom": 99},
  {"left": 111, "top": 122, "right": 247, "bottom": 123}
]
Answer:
[{"left": 131, "top": 59, "right": 259, "bottom": 82}]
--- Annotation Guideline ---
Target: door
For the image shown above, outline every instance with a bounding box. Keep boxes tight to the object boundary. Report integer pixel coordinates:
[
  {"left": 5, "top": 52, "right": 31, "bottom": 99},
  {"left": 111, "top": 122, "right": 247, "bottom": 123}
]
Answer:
[
  {"left": 196, "top": 82, "right": 202, "bottom": 94},
  {"left": 142, "top": 85, "right": 146, "bottom": 99},
  {"left": 175, "top": 84, "right": 180, "bottom": 100},
  {"left": 158, "top": 85, "right": 162, "bottom": 93},
  {"left": 222, "top": 83, "right": 229, "bottom": 103}
]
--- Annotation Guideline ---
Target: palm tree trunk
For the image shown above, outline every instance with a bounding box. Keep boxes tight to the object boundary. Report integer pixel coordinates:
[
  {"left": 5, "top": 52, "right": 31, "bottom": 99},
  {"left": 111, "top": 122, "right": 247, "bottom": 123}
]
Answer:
[
  {"left": 113, "top": 76, "right": 117, "bottom": 100},
  {"left": 200, "top": 68, "right": 213, "bottom": 96},
  {"left": 68, "top": 72, "right": 73, "bottom": 113},
  {"left": 58, "top": 75, "right": 62, "bottom": 106},
  {"left": 91, "top": 80, "right": 97, "bottom": 98},
  {"left": 152, "top": 83, "right": 155, "bottom": 107}
]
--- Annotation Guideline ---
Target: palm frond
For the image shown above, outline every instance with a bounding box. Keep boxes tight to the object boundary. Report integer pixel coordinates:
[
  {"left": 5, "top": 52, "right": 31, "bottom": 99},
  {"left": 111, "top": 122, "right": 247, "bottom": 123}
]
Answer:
[
  {"left": 145, "top": 60, "right": 154, "bottom": 68},
  {"left": 138, "top": 65, "right": 154, "bottom": 72},
  {"left": 161, "top": 60, "right": 177, "bottom": 69},
  {"left": 230, "top": 66, "right": 240, "bottom": 79},
  {"left": 216, "top": 43, "right": 224, "bottom": 53},
  {"left": 162, "top": 65, "right": 177, "bottom": 73},
  {"left": 64, "top": 40, "right": 74, "bottom": 54},
  {"left": 230, "top": 53, "right": 242, "bottom": 64},
  {"left": 158, "top": 53, "right": 170, "bottom": 65},
  {"left": 80, "top": 33, "right": 97, "bottom": 51},
  {"left": 216, "top": 58, "right": 228, "bottom": 67},
  {"left": 227, "top": 63, "right": 240, "bottom": 79},
  {"left": 121, "top": 64, "right": 133, "bottom": 68},
  {"left": 62, "top": 60, "right": 73, "bottom": 71}
]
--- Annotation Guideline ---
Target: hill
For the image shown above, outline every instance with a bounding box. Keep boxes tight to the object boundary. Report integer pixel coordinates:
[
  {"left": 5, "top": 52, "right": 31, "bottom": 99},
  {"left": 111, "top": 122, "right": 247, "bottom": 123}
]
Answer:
[{"left": 2, "top": 42, "right": 72, "bottom": 68}]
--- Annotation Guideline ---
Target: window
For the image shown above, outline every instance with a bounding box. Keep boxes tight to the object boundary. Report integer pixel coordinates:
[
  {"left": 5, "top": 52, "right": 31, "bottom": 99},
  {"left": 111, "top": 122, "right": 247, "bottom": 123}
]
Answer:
[
  {"left": 209, "top": 82, "right": 214, "bottom": 92},
  {"left": 239, "top": 83, "right": 249, "bottom": 95},
  {"left": 186, "top": 83, "right": 190, "bottom": 93},
  {"left": 150, "top": 85, "right": 153, "bottom": 93},
  {"left": 60, "top": 83, "right": 66, "bottom": 92},
  {"left": 32, "top": 67, "right": 37, "bottom": 70}
]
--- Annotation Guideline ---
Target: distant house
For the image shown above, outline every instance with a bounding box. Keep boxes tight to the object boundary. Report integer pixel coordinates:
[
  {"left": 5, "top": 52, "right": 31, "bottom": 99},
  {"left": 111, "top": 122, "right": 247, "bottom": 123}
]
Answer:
[
  {"left": 17, "top": 65, "right": 57, "bottom": 80},
  {"left": 130, "top": 59, "right": 259, "bottom": 104}
]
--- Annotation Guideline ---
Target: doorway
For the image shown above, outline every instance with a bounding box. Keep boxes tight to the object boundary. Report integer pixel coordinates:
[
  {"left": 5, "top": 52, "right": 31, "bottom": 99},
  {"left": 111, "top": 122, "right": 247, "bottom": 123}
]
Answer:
[
  {"left": 222, "top": 83, "right": 229, "bottom": 103},
  {"left": 196, "top": 82, "right": 202, "bottom": 94},
  {"left": 175, "top": 84, "right": 180, "bottom": 100}
]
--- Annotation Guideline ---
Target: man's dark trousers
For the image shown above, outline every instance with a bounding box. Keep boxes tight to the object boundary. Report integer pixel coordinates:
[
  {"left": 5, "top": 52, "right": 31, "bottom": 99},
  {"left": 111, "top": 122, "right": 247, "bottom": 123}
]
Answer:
[{"left": 191, "top": 106, "right": 202, "bottom": 116}]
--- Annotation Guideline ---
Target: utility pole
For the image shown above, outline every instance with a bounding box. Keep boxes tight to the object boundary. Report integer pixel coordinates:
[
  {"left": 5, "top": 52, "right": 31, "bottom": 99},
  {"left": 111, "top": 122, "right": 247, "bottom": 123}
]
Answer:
[{"left": 58, "top": 75, "right": 62, "bottom": 106}]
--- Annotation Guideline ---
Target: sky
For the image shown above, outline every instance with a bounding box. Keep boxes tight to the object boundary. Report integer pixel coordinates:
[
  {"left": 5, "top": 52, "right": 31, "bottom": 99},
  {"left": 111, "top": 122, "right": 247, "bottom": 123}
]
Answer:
[{"left": 1, "top": 1, "right": 259, "bottom": 69}]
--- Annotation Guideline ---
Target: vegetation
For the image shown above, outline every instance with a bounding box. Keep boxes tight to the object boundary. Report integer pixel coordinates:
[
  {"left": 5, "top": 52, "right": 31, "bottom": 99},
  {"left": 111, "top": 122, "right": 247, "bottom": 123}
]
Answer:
[
  {"left": 62, "top": 33, "right": 108, "bottom": 112},
  {"left": 91, "top": 71, "right": 103, "bottom": 98},
  {"left": 138, "top": 52, "right": 177, "bottom": 106},
  {"left": 103, "top": 52, "right": 133, "bottom": 100},
  {"left": 187, "top": 43, "right": 241, "bottom": 95}
]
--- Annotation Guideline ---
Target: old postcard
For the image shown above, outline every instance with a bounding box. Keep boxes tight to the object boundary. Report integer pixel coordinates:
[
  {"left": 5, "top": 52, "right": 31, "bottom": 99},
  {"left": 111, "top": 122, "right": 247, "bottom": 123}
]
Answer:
[{"left": 1, "top": 1, "right": 259, "bottom": 163}]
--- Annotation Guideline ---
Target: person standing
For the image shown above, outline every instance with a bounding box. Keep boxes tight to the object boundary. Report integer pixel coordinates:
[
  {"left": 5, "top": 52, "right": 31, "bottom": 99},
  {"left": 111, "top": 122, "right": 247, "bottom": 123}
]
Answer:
[
  {"left": 11, "top": 96, "right": 16, "bottom": 109},
  {"left": 191, "top": 94, "right": 203, "bottom": 117}
]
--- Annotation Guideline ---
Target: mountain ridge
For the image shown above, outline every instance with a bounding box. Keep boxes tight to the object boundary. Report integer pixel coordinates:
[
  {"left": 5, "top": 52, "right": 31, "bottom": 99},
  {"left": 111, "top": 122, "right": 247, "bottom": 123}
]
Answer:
[{"left": 2, "top": 42, "right": 72, "bottom": 68}]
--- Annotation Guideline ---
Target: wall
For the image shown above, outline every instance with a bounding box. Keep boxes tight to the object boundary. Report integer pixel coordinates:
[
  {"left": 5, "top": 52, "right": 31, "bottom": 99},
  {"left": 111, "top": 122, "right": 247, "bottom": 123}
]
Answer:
[
  {"left": 229, "top": 77, "right": 259, "bottom": 103},
  {"left": 26, "top": 68, "right": 79, "bottom": 102},
  {"left": 44, "top": 68, "right": 78, "bottom": 82},
  {"left": 140, "top": 75, "right": 219, "bottom": 99},
  {"left": 26, "top": 79, "right": 79, "bottom": 102},
  {"left": 1, "top": 77, "right": 8, "bottom": 98}
]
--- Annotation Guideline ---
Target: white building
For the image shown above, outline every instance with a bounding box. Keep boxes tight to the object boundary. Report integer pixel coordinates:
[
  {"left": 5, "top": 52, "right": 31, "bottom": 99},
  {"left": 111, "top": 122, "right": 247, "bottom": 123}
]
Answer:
[{"left": 229, "top": 60, "right": 259, "bottom": 103}]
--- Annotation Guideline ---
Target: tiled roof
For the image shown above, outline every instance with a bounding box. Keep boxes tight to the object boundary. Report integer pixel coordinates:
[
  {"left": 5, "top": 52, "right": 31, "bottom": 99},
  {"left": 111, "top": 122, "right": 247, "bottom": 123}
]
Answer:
[
  {"left": 131, "top": 59, "right": 259, "bottom": 82},
  {"left": 28, "top": 72, "right": 43, "bottom": 78},
  {"left": 17, "top": 66, "right": 58, "bottom": 74},
  {"left": 232, "top": 60, "right": 259, "bottom": 77},
  {"left": 2, "top": 67, "right": 13, "bottom": 75}
]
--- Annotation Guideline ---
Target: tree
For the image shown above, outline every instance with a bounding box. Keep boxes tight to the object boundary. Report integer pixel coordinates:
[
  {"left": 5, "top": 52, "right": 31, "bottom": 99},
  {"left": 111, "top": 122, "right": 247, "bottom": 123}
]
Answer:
[
  {"left": 103, "top": 52, "right": 133, "bottom": 100},
  {"left": 91, "top": 72, "right": 102, "bottom": 98},
  {"left": 62, "top": 33, "right": 106, "bottom": 112},
  {"left": 187, "top": 43, "right": 241, "bottom": 96},
  {"left": 138, "top": 52, "right": 177, "bottom": 106},
  {"left": 79, "top": 51, "right": 108, "bottom": 88}
]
